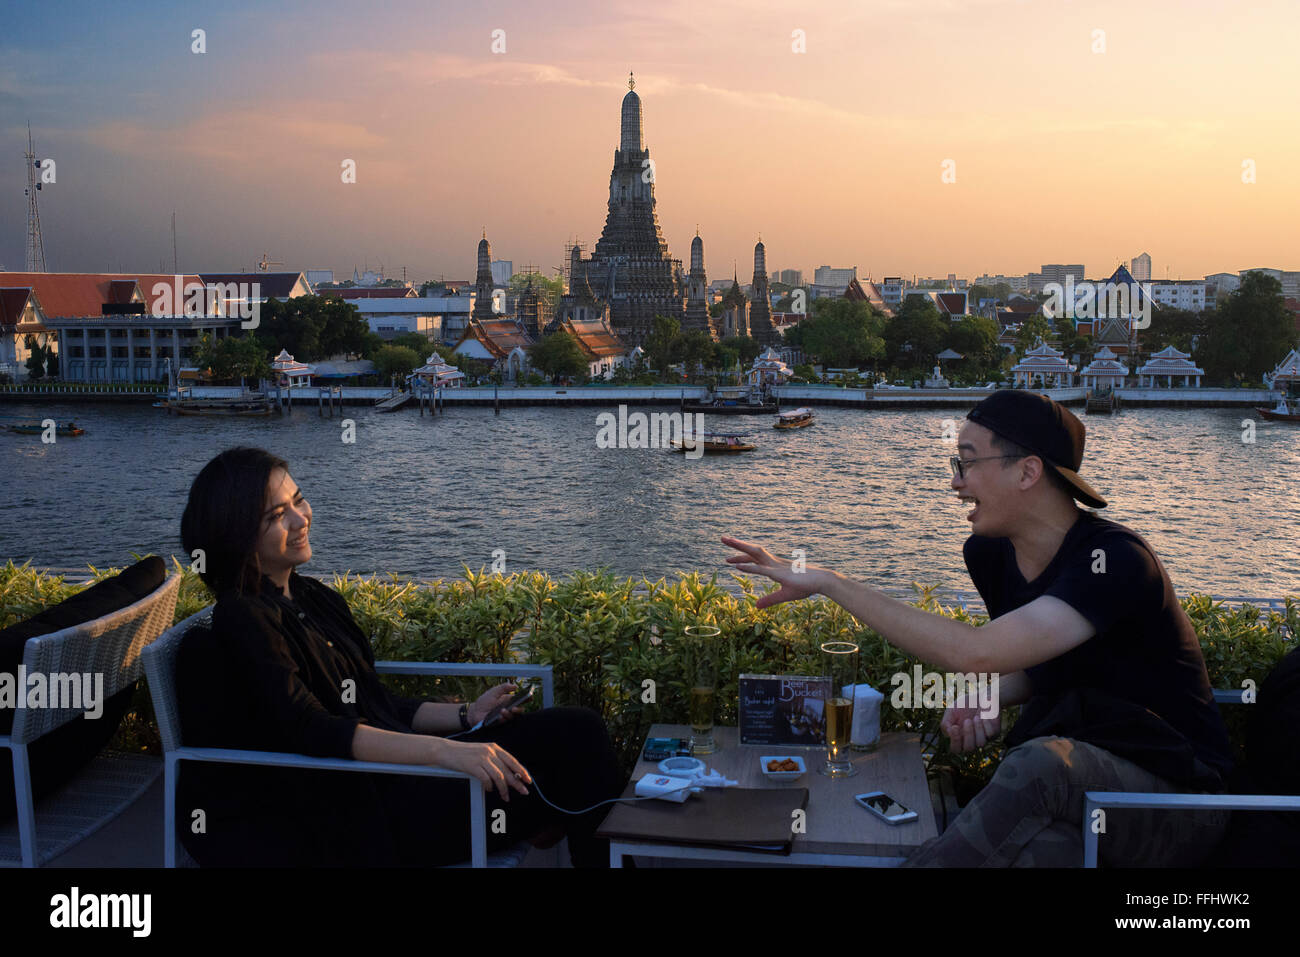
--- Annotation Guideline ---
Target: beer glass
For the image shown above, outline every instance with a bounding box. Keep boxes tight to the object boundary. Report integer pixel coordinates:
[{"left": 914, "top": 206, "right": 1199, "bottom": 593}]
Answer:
[
  {"left": 820, "top": 641, "right": 859, "bottom": 778},
  {"left": 684, "top": 625, "right": 720, "bottom": 755}
]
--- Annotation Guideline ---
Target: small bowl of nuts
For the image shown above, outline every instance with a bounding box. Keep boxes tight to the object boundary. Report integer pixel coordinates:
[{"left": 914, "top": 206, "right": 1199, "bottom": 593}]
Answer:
[{"left": 760, "top": 755, "right": 807, "bottom": 781}]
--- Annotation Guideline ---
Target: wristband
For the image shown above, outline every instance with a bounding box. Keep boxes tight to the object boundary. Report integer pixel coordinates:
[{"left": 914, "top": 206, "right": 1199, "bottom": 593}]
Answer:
[{"left": 458, "top": 703, "right": 470, "bottom": 731}]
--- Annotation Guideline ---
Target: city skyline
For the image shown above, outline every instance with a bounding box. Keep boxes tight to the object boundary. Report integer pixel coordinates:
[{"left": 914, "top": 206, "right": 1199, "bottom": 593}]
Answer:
[{"left": 3, "top": 0, "right": 1296, "bottom": 283}]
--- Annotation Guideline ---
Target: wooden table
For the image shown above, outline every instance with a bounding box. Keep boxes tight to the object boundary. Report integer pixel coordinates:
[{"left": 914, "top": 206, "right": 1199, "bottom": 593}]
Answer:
[{"left": 602, "top": 724, "right": 939, "bottom": 867}]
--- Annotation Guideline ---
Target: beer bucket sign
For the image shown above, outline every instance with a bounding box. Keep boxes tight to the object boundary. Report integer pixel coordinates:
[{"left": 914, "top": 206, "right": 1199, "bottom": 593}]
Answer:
[{"left": 738, "top": 674, "right": 831, "bottom": 746}]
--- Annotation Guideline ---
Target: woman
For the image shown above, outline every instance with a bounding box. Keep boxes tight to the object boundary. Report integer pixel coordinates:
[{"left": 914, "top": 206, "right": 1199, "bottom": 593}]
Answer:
[{"left": 177, "top": 446, "right": 625, "bottom": 866}]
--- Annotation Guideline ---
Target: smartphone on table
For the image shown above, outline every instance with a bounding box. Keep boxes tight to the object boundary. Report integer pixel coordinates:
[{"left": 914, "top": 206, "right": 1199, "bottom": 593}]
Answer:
[{"left": 854, "top": 791, "right": 919, "bottom": 824}]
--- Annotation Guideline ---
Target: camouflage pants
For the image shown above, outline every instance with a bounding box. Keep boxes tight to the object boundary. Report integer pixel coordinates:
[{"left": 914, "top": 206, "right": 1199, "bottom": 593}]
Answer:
[{"left": 902, "top": 736, "right": 1230, "bottom": 867}]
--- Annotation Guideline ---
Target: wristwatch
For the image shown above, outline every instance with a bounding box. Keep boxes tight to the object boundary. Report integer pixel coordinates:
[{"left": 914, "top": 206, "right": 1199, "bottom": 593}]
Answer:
[{"left": 458, "top": 703, "right": 470, "bottom": 731}]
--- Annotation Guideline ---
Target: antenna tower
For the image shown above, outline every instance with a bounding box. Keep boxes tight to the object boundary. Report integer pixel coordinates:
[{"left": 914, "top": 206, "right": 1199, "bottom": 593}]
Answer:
[{"left": 24, "top": 123, "right": 47, "bottom": 272}]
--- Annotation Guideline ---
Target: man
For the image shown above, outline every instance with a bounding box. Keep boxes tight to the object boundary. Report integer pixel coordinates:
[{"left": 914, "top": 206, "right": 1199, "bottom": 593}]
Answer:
[{"left": 724, "top": 390, "right": 1233, "bottom": 866}]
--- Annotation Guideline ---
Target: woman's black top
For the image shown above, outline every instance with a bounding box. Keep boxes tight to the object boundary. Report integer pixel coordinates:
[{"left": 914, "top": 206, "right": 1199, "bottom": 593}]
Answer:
[{"left": 175, "top": 571, "right": 430, "bottom": 864}]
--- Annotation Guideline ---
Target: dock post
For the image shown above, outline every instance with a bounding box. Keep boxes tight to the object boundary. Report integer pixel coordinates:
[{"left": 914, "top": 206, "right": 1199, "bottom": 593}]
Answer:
[{"left": 494, "top": 383, "right": 499, "bottom": 415}]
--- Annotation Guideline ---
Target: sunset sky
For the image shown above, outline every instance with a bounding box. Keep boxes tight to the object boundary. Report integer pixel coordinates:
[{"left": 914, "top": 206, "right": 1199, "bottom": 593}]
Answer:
[{"left": 3, "top": 0, "right": 1296, "bottom": 284}]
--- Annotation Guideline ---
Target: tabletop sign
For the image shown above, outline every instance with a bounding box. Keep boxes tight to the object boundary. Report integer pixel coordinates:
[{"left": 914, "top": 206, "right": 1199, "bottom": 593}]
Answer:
[{"left": 738, "top": 673, "right": 831, "bottom": 746}]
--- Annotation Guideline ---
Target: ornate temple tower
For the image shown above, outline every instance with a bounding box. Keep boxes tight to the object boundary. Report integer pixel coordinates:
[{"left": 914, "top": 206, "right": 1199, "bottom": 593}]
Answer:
[
  {"left": 748, "top": 237, "right": 777, "bottom": 345},
  {"left": 472, "top": 230, "right": 498, "bottom": 320},
  {"left": 516, "top": 273, "right": 544, "bottom": 338},
  {"left": 720, "top": 273, "right": 749, "bottom": 339},
  {"left": 683, "top": 228, "right": 717, "bottom": 338},
  {"left": 575, "top": 73, "right": 687, "bottom": 346}
]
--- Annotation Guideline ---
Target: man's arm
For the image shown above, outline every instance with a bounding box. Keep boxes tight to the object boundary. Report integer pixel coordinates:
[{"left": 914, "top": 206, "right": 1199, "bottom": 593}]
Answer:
[{"left": 820, "top": 571, "right": 1095, "bottom": 674}]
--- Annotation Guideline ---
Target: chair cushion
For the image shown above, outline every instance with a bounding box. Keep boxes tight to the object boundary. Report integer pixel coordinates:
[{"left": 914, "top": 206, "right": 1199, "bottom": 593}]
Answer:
[{"left": 0, "top": 557, "right": 166, "bottom": 821}]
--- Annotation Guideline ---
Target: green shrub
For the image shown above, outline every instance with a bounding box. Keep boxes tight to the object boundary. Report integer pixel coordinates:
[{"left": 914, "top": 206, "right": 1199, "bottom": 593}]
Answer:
[{"left": 1, "top": 561, "right": 1293, "bottom": 800}]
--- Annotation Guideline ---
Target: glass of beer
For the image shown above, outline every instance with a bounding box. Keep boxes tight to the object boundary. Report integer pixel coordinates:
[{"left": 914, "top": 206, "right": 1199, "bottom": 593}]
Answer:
[
  {"left": 684, "top": 625, "right": 720, "bottom": 755},
  {"left": 819, "top": 641, "right": 859, "bottom": 778}
]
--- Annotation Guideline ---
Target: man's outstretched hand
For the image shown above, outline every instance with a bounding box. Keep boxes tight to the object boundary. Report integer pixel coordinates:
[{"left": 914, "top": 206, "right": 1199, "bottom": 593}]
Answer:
[
  {"left": 940, "top": 705, "right": 1001, "bottom": 754},
  {"left": 722, "top": 535, "right": 831, "bottom": 609}
]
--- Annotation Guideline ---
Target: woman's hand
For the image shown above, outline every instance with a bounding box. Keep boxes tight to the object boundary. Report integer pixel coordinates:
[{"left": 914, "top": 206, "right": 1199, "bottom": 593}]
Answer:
[
  {"left": 468, "top": 682, "right": 524, "bottom": 727},
  {"left": 722, "top": 536, "right": 833, "bottom": 609},
  {"left": 432, "top": 738, "right": 532, "bottom": 802}
]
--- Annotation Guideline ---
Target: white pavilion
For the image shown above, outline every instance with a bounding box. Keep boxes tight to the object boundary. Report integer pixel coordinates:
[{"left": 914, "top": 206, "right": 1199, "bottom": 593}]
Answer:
[
  {"left": 1136, "top": 345, "right": 1204, "bottom": 388},
  {"left": 1079, "top": 346, "right": 1129, "bottom": 390},
  {"left": 1011, "top": 341, "right": 1076, "bottom": 388},
  {"left": 411, "top": 353, "right": 466, "bottom": 389},
  {"left": 271, "top": 349, "right": 312, "bottom": 390},
  {"left": 747, "top": 346, "right": 792, "bottom": 387}
]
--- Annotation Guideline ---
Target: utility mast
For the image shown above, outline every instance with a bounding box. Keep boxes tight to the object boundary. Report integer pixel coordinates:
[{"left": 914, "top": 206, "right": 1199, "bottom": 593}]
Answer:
[{"left": 24, "top": 123, "right": 47, "bottom": 272}]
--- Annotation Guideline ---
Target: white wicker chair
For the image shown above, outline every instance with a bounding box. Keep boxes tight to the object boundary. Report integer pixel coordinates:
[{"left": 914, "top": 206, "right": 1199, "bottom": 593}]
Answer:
[
  {"left": 0, "top": 572, "right": 181, "bottom": 867},
  {"left": 142, "top": 606, "right": 554, "bottom": 868}
]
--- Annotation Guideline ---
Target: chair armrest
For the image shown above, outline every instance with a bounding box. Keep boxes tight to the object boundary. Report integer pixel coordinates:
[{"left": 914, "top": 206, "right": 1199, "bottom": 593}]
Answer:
[
  {"left": 1082, "top": 791, "right": 1300, "bottom": 868},
  {"left": 374, "top": 661, "right": 554, "bottom": 708},
  {"left": 170, "top": 746, "right": 490, "bottom": 866}
]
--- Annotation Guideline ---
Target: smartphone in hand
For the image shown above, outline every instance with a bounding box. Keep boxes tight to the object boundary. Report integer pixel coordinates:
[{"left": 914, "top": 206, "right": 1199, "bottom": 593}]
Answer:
[{"left": 482, "top": 684, "right": 535, "bottom": 728}]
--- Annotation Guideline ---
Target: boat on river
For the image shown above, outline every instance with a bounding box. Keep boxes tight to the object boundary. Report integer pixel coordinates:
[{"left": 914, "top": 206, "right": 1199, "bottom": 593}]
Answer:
[
  {"left": 670, "top": 431, "right": 756, "bottom": 454},
  {"left": 160, "top": 392, "right": 273, "bottom": 417},
  {"left": 1257, "top": 397, "right": 1300, "bottom": 422},
  {"left": 3, "top": 421, "right": 84, "bottom": 436},
  {"left": 774, "top": 407, "right": 815, "bottom": 429}
]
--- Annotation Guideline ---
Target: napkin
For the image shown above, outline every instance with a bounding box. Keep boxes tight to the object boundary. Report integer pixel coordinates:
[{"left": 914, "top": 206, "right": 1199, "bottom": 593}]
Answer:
[{"left": 844, "top": 683, "right": 884, "bottom": 749}]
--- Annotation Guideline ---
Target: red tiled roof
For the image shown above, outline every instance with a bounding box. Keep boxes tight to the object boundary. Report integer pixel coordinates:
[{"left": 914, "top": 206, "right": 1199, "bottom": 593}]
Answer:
[
  {"left": 562, "top": 318, "right": 627, "bottom": 358},
  {"left": 458, "top": 318, "right": 535, "bottom": 359},
  {"left": 0, "top": 272, "right": 204, "bottom": 318},
  {"left": 936, "top": 293, "right": 966, "bottom": 315}
]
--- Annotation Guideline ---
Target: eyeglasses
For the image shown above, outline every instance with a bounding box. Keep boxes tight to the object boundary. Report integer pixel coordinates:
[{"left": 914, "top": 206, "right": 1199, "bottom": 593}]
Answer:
[{"left": 950, "top": 455, "right": 1021, "bottom": 479}]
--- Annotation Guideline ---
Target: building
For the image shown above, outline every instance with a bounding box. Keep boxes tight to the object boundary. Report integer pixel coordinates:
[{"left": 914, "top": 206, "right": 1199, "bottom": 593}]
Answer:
[
  {"left": 748, "top": 239, "right": 778, "bottom": 345},
  {"left": 1027, "top": 264, "right": 1085, "bottom": 293},
  {"left": 452, "top": 316, "right": 534, "bottom": 381},
  {"left": 1268, "top": 349, "right": 1300, "bottom": 390},
  {"left": 746, "top": 346, "right": 791, "bottom": 387},
  {"left": 0, "top": 286, "right": 48, "bottom": 382},
  {"left": 976, "top": 273, "right": 1030, "bottom": 293},
  {"left": 1, "top": 272, "right": 245, "bottom": 383},
  {"left": 1011, "top": 342, "right": 1075, "bottom": 387},
  {"left": 1205, "top": 272, "right": 1241, "bottom": 295},
  {"left": 321, "top": 286, "right": 417, "bottom": 300},
  {"left": 843, "top": 278, "right": 894, "bottom": 317},
  {"left": 1147, "top": 279, "right": 1212, "bottom": 312},
  {"left": 411, "top": 354, "right": 465, "bottom": 389},
  {"left": 1239, "top": 268, "right": 1300, "bottom": 298},
  {"left": 555, "top": 316, "right": 634, "bottom": 380},
  {"left": 563, "top": 74, "right": 689, "bottom": 347},
  {"left": 1078, "top": 346, "right": 1129, "bottom": 391},
  {"left": 490, "top": 260, "right": 513, "bottom": 287},
  {"left": 269, "top": 349, "right": 313, "bottom": 392},
  {"left": 1136, "top": 345, "right": 1204, "bottom": 387},
  {"left": 814, "top": 265, "right": 857, "bottom": 289},
  {"left": 305, "top": 269, "right": 334, "bottom": 287},
  {"left": 1131, "top": 253, "right": 1152, "bottom": 282},
  {"left": 880, "top": 277, "right": 905, "bottom": 307},
  {"left": 199, "top": 272, "right": 314, "bottom": 303},
  {"left": 777, "top": 269, "right": 803, "bottom": 287},
  {"left": 718, "top": 278, "right": 749, "bottom": 339},
  {"left": 682, "top": 231, "right": 718, "bottom": 338}
]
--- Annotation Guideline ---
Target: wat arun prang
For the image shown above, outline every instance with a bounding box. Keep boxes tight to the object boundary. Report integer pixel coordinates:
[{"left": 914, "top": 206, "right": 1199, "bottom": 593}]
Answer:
[{"left": 570, "top": 73, "right": 778, "bottom": 348}]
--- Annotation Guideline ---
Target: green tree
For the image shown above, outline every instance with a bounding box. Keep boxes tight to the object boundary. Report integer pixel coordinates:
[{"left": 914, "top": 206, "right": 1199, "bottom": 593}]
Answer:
[
  {"left": 720, "top": 335, "right": 762, "bottom": 365},
  {"left": 1142, "top": 307, "right": 1206, "bottom": 356},
  {"left": 258, "top": 295, "right": 370, "bottom": 362},
  {"left": 947, "top": 316, "right": 1001, "bottom": 374},
  {"left": 1197, "top": 272, "right": 1299, "bottom": 385},
  {"left": 1014, "top": 314, "right": 1054, "bottom": 356},
  {"left": 193, "top": 332, "right": 271, "bottom": 383},
  {"left": 527, "top": 331, "right": 589, "bottom": 381},
  {"left": 679, "top": 329, "right": 715, "bottom": 375},
  {"left": 23, "top": 336, "right": 46, "bottom": 380},
  {"left": 883, "top": 296, "right": 947, "bottom": 368},
  {"left": 799, "top": 298, "right": 887, "bottom": 369},
  {"left": 645, "top": 315, "right": 682, "bottom": 372},
  {"left": 372, "top": 345, "right": 420, "bottom": 382}
]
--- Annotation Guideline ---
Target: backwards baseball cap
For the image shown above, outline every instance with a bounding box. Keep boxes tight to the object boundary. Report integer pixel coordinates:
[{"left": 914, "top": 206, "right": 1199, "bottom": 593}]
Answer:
[{"left": 966, "top": 390, "right": 1107, "bottom": 508}]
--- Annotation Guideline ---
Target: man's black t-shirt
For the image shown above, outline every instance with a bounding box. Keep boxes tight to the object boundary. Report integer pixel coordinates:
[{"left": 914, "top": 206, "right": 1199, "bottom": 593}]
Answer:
[{"left": 964, "top": 510, "right": 1234, "bottom": 779}]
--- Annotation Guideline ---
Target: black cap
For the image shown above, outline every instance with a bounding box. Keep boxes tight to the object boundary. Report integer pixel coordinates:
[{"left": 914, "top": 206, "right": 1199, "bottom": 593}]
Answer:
[{"left": 966, "top": 390, "right": 1107, "bottom": 508}]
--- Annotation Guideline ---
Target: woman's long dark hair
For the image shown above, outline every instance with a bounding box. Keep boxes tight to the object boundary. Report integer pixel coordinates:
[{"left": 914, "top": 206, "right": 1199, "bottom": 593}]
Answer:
[{"left": 181, "top": 447, "right": 290, "bottom": 595}]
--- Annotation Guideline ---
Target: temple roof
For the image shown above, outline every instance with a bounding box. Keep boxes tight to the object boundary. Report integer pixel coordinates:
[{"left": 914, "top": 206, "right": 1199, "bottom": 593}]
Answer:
[
  {"left": 561, "top": 317, "right": 628, "bottom": 359},
  {"left": 1, "top": 272, "right": 206, "bottom": 318},
  {"left": 456, "top": 317, "right": 535, "bottom": 360}
]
